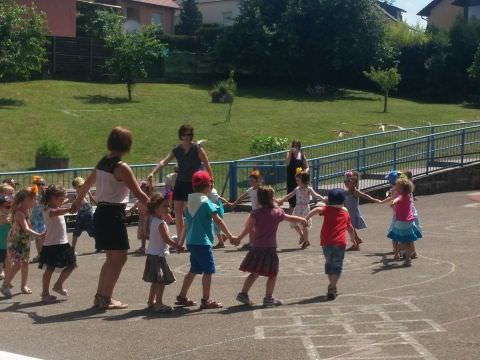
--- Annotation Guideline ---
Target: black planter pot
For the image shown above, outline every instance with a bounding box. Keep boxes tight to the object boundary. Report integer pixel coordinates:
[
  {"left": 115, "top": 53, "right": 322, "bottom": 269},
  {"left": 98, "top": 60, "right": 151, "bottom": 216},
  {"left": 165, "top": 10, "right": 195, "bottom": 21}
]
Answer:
[
  {"left": 35, "top": 156, "right": 69, "bottom": 170},
  {"left": 211, "top": 93, "right": 233, "bottom": 104}
]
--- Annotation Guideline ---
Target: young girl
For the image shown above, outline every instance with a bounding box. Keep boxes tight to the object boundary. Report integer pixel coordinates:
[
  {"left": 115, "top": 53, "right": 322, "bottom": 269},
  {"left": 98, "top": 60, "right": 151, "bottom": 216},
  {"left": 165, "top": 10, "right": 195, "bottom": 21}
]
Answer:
[
  {"left": 143, "top": 193, "right": 184, "bottom": 313},
  {"left": 231, "top": 169, "right": 262, "bottom": 250},
  {"left": 30, "top": 177, "right": 47, "bottom": 263},
  {"left": 232, "top": 186, "right": 307, "bottom": 307},
  {"left": 404, "top": 170, "right": 419, "bottom": 259},
  {"left": 387, "top": 178, "right": 423, "bottom": 266},
  {"left": 279, "top": 170, "right": 325, "bottom": 249},
  {"left": 209, "top": 188, "right": 233, "bottom": 249},
  {"left": 0, "top": 195, "right": 12, "bottom": 281},
  {"left": 133, "top": 180, "right": 154, "bottom": 254},
  {"left": 71, "top": 177, "right": 96, "bottom": 254},
  {"left": 38, "top": 185, "right": 76, "bottom": 303},
  {"left": 343, "top": 171, "right": 381, "bottom": 251},
  {"left": 0, "top": 188, "right": 46, "bottom": 298},
  {"left": 381, "top": 171, "right": 402, "bottom": 259}
]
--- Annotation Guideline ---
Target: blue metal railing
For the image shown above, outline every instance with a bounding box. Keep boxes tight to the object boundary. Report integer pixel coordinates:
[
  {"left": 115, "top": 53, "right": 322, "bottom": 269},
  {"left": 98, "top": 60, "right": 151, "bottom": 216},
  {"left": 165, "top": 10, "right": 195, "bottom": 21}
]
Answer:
[{"left": 1, "top": 122, "right": 480, "bottom": 201}]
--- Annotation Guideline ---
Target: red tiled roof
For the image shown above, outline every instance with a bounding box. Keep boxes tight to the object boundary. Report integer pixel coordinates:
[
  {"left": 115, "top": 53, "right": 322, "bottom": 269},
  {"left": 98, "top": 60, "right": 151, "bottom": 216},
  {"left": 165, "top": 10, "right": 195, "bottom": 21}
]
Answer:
[{"left": 130, "top": 0, "right": 180, "bottom": 9}]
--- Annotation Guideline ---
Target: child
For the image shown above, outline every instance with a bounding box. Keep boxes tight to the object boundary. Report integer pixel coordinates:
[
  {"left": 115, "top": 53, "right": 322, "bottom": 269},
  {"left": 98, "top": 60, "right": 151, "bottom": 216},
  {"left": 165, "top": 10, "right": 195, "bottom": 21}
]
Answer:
[
  {"left": 165, "top": 166, "right": 179, "bottom": 219},
  {"left": 279, "top": 170, "right": 325, "bottom": 249},
  {"left": 343, "top": 171, "right": 381, "bottom": 251},
  {"left": 71, "top": 177, "right": 96, "bottom": 254},
  {"left": 209, "top": 188, "right": 233, "bottom": 249},
  {"left": 231, "top": 169, "right": 262, "bottom": 250},
  {"left": 387, "top": 178, "right": 423, "bottom": 266},
  {"left": 143, "top": 193, "right": 184, "bottom": 313},
  {"left": 306, "top": 189, "right": 355, "bottom": 300},
  {"left": 0, "top": 195, "right": 12, "bottom": 280},
  {"left": 233, "top": 186, "right": 307, "bottom": 307},
  {"left": 176, "top": 170, "right": 234, "bottom": 309},
  {"left": 381, "top": 171, "right": 402, "bottom": 259},
  {"left": 404, "top": 170, "right": 419, "bottom": 259},
  {"left": 0, "top": 188, "right": 46, "bottom": 298},
  {"left": 132, "top": 180, "right": 153, "bottom": 254},
  {"left": 38, "top": 185, "right": 76, "bottom": 303},
  {"left": 30, "top": 176, "right": 47, "bottom": 263}
]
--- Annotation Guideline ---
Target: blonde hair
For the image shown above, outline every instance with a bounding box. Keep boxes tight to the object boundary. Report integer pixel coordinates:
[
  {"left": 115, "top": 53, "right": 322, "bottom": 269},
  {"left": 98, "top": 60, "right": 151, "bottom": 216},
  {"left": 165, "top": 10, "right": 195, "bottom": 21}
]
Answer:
[
  {"left": 0, "top": 184, "right": 14, "bottom": 196},
  {"left": 257, "top": 186, "right": 275, "bottom": 209},
  {"left": 396, "top": 178, "right": 413, "bottom": 194},
  {"left": 11, "top": 188, "right": 36, "bottom": 221}
]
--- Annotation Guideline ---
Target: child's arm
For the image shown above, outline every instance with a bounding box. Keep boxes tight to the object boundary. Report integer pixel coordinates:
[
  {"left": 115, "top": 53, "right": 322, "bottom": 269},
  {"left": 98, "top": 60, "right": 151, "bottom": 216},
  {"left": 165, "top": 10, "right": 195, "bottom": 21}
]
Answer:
[
  {"left": 88, "top": 191, "right": 97, "bottom": 206},
  {"left": 48, "top": 208, "right": 71, "bottom": 217},
  {"left": 347, "top": 225, "right": 355, "bottom": 244},
  {"left": 218, "top": 195, "right": 234, "bottom": 207},
  {"left": 17, "top": 212, "right": 45, "bottom": 238},
  {"left": 159, "top": 222, "right": 185, "bottom": 253},
  {"left": 306, "top": 207, "right": 322, "bottom": 222},
  {"left": 283, "top": 213, "right": 308, "bottom": 228},
  {"left": 308, "top": 187, "right": 327, "bottom": 202},
  {"left": 378, "top": 196, "right": 391, "bottom": 204},
  {"left": 230, "top": 192, "right": 248, "bottom": 207},
  {"left": 231, "top": 214, "right": 255, "bottom": 246},
  {"left": 354, "top": 189, "right": 381, "bottom": 204},
  {"left": 148, "top": 152, "right": 175, "bottom": 180},
  {"left": 212, "top": 213, "right": 234, "bottom": 240},
  {"left": 278, "top": 189, "right": 297, "bottom": 205},
  {"left": 391, "top": 195, "right": 402, "bottom": 206}
]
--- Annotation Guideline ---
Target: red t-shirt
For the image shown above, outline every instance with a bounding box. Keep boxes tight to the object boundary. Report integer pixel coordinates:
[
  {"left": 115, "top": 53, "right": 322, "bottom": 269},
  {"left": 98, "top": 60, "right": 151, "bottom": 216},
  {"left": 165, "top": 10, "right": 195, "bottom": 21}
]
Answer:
[{"left": 319, "top": 206, "right": 353, "bottom": 248}]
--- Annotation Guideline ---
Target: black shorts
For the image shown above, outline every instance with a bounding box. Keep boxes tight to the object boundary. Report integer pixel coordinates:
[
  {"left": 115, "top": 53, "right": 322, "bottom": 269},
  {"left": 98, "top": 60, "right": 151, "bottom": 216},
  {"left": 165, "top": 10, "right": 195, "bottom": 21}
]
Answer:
[
  {"left": 173, "top": 180, "right": 193, "bottom": 202},
  {"left": 94, "top": 204, "right": 129, "bottom": 251},
  {"left": 0, "top": 249, "right": 6, "bottom": 263}
]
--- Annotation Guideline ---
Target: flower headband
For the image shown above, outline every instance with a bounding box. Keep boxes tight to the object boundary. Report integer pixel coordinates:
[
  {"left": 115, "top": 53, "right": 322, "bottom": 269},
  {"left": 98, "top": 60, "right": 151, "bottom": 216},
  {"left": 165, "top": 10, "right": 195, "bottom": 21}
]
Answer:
[
  {"left": 295, "top": 167, "right": 303, "bottom": 176},
  {"left": 251, "top": 169, "right": 260, "bottom": 177}
]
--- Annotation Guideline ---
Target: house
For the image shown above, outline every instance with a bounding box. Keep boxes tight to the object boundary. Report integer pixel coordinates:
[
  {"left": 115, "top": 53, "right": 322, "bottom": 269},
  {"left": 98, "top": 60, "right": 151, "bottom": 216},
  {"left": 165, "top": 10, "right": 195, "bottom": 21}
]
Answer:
[
  {"left": 15, "top": 0, "right": 77, "bottom": 37},
  {"left": 103, "top": 0, "right": 179, "bottom": 33},
  {"left": 178, "top": 0, "right": 405, "bottom": 27},
  {"left": 417, "top": 0, "right": 470, "bottom": 30}
]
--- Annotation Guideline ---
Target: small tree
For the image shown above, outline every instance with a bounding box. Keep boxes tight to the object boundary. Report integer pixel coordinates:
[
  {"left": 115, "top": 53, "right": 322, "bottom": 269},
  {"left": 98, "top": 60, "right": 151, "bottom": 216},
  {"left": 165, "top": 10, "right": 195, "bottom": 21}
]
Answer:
[
  {"left": 364, "top": 67, "right": 401, "bottom": 113},
  {"left": 0, "top": 0, "right": 47, "bottom": 81},
  {"left": 176, "top": 0, "right": 203, "bottom": 35},
  {"left": 101, "top": 11, "right": 168, "bottom": 101}
]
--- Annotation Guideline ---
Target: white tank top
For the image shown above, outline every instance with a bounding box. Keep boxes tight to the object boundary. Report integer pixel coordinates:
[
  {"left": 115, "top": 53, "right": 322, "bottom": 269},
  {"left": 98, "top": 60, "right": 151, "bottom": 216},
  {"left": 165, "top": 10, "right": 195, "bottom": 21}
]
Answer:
[
  {"left": 95, "top": 156, "right": 130, "bottom": 204},
  {"left": 147, "top": 217, "right": 169, "bottom": 256}
]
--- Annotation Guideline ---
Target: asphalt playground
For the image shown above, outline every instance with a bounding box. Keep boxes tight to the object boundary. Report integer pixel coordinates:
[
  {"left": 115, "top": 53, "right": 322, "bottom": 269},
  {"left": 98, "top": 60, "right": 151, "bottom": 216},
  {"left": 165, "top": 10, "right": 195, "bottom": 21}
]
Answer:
[{"left": 1, "top": 190, "right": 480, "bottom": 360}]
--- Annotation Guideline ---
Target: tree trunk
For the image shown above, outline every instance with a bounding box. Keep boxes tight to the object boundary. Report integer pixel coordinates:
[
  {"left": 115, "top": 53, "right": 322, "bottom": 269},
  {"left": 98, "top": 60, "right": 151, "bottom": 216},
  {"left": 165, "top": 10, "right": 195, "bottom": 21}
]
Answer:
[
  {"left": 383, "top": 91, "right": 388, "bottom": 113},
  {"left": 127, "top": 82, "right": 132, "bottom": 101}
]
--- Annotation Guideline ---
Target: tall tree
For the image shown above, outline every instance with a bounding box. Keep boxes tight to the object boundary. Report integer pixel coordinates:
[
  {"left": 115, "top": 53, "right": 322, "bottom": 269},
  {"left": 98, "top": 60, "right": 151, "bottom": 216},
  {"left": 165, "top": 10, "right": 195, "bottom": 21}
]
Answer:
[
  {"left": 100, "top": 11, "right": 168, "bottom": 101},
  {"left": 176, "top": 0, "right": 203, "bottom": 35},
  {"left": 0, "top": 0, "right": 47, "bottom": 81}
]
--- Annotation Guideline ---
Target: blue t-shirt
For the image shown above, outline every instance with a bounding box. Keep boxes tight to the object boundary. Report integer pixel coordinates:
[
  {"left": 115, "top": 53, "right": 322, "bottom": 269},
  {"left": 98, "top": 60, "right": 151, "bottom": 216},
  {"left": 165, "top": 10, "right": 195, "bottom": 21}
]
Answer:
[{"left": 185, "top": 193, "right": 218, "bottom": 246}]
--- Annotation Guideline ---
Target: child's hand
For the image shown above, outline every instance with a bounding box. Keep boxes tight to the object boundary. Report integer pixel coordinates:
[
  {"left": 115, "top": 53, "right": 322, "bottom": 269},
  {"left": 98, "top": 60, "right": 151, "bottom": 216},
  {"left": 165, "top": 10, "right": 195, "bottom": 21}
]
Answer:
[
  {"left": 230, "top": 236, "right": 240, "bottom": 246},
  {"left": 375, "top": 199, "right": 382, "bottom": 204},
  {"left": 39, "top": 231, "right": 47, "bottom": 240},
  {"left": 176, "top": 245, "right": 186, "bottom": 253},
  {"left": 300, "top": 219, "right": 308, "bottom": 228},
  {"left": 390, "top": 201, "right": 395, "bottom": 208},
  {"left": 165, "top": 214, "right": 174, "bottom": 224}
]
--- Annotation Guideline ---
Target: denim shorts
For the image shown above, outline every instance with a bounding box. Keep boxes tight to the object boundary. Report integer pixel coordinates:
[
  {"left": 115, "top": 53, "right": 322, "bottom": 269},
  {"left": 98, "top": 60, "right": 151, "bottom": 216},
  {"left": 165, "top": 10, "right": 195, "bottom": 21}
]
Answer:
[
  {"left": 322, "top": 246, "right": 346, "bottom": 276},
  {"left": 187, "top": 245, "right": 215, "bottom": 275},
  {"left": 73, "top": 211, "right": 95, "bottom": 238}
]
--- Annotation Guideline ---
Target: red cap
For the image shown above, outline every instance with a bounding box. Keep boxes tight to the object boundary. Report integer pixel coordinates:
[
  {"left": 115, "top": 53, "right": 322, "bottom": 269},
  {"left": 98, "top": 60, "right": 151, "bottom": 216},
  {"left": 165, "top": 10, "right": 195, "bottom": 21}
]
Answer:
[{"left": 192, "top": 170, "right": 212, "bottom": 187}]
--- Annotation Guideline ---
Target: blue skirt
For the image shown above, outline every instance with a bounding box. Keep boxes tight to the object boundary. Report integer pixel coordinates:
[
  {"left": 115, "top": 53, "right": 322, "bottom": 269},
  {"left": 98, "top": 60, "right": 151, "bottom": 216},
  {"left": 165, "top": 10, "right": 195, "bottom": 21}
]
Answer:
[{"left": 387, "top": 220, "right": 422, "bottom": 243}]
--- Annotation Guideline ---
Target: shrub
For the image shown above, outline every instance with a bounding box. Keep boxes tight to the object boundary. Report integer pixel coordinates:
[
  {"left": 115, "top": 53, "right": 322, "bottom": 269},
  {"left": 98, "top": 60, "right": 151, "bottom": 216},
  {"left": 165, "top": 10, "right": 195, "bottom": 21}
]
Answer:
[
  {"left": 36, "top": 140, "right": 69, "bottom": 159},
  {"left": 210, "top": 70, "right": 237, "bottom": 101},
  {"left": 249, "top": 136, "right": 289, "bottom": 155}
]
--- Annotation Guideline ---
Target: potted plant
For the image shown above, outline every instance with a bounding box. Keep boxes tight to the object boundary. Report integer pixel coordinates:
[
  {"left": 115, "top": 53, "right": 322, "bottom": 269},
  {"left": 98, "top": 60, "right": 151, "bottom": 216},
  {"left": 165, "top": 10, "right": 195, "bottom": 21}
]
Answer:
[
  {"left": 35, "top": 140, "right": 70, "bottom": 170},
  {"left": 210, "top": 70, "right": 237, "bottom": 104}
]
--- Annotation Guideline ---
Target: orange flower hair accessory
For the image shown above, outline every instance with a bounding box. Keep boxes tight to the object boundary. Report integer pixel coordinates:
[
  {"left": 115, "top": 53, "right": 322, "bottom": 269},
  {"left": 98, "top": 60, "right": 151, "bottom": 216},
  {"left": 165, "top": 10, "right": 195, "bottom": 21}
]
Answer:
[
  {"left": 295, "top": 167, "right": 303, "bottom": 175},
  {"left": 251, "top": 169, "right": 260, "bottom": 177},
  {"left": 31, "top": 176, "right": 41, "bottom": 195}
]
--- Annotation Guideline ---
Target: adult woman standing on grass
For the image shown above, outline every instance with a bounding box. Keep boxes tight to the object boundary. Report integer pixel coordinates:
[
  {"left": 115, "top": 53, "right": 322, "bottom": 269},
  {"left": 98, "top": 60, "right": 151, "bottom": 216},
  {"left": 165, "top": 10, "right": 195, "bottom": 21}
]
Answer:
[
  {"left": 148, "top": 125, "right": 213, "bottom": 239},
  {"left": 286, "top": 140, "right": 309, "bottom": 209},
  {"left": 72, "top": 127, "right": 149, "bottom": 310}
]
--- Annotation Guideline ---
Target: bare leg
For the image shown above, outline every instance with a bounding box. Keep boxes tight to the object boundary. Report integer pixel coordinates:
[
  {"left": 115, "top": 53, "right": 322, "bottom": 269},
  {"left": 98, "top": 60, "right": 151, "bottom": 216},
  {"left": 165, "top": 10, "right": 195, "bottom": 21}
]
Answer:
[
  {"left": 100, "top": 251, "right": 128, "bottom": 300},
  {"left": 178, "top": 272, "right": 196, "bottom": 298},
  {"left": 2, "top": 261, "right": 20, "bottom": 289},
  {"left": 42, "top": 268, "right": 55, "bottom": 296},
  {"left": 20, "top": 261, "right": 30, "bottom": 292},
  {"left": 174, "top": 201, "right": 185, "bottom": 240},
  {"left": 393, "top": 241, "right": 400, "bottom": 259},
  {"left": 97, "top": 261, "right": 107, "bottom": 295},
  {"left": 53, "top": 266, "right": 75, "bottom": 292},
  {"left": 155, "top": 284, "right": 165, "bottom": 305},
  {"left": 35, "top": 238, "right": 43, "bottom": 256},
  {"left": 148, "top": 283, "right": 159, "bottom": 307},
  {"left": 328, "top": 274, "right": 339, "bottom": 289},
  {"left": 202, "top": 274, "right": 212, "bottom": 300},
  {"left": 293, "top": 225, "right": 303, "bottom": 244},
  {"left": 72, "top": 236, "right": 78, "bottom": 252},
  {"left": 241, "top": 273, "right": 259, "bottom": 294},
  {"left": 266, "top": 275, "right": 277, "bottom": 298}
]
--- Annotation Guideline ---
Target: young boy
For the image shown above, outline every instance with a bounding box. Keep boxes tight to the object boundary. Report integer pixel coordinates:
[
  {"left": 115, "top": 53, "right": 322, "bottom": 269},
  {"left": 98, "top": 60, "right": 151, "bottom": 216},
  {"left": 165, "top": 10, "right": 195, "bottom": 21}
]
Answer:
[
  {"left": 176, "top": 170, "right": 234, "bottom": 309},
  {"left": 71, "top": 177, "right": 96, "bottom": 254},
  {"left": 307, "top": 189, "right": 355, "bottom": 300}
]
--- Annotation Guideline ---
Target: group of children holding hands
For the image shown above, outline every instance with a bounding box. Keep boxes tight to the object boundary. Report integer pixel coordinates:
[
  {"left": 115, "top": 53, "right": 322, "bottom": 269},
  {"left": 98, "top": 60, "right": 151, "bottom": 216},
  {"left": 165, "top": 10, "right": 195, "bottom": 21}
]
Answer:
[{"left": 0, "top": 163, "right": 422, "bottom": 311}]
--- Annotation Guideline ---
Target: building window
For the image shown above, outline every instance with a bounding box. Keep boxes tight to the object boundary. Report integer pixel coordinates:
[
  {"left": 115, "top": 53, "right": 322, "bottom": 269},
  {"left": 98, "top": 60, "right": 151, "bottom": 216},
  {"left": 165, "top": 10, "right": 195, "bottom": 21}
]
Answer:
[
  {"left": 126, "top": 7, "right": 139, "bottom": 21},
  {"left": 152, "top": 13, "right": 163, "bottom": 27},
  {"left": 222, "top": 11, "right": 233, "bottom": 26}
]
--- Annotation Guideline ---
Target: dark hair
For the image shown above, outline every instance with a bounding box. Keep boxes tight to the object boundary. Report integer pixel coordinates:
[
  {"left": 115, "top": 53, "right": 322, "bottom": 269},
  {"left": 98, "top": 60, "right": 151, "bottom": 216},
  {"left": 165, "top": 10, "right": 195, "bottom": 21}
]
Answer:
[
  {"left": 42, "top": 185, "right": 66, "bottom": 206},
  {"left": 404, "top": 170, "right": 413, "bottom": 180},
  {"left": 147, "top": 192, "right": 167, "bottom": 215},
  {"left": 257, "top": 186, "right": 275, "bottom": 208},
  {"left": 295, "top": 171, "right": 310, "bottom": 185},
  {"left": 178, "top": 124, "right": 194, "bottom": 140},
  {"left": 291, "top": 140, "right": 301, "bottom": 149},
  {"left": 328, "top": 188, "right": 346, "bottom": 205},
  {"left": 344, "top": 171, "right": 360, "bottom": 186},
  {"left": 107, "top": 127, "right": 133, "bottom": 153},
  {"left": 396, "top": 178, "right": 413, "bottom": 194}
]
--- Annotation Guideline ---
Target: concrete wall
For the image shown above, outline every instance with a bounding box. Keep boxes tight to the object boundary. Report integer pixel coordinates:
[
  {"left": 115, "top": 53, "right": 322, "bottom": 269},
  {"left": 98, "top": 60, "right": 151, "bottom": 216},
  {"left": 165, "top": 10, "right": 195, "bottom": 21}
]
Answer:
[
  {"left": 122, "top": 0, "right": 176, "bottom": 34},
  {"left": 16, "top": 0, "right": 76, "bottom": 37},
  {"left": 427, "top": 0, "right": 463, "bottom": 30},
  {"left": 195, "top": 0, "right": 240, "bottom": 25}
]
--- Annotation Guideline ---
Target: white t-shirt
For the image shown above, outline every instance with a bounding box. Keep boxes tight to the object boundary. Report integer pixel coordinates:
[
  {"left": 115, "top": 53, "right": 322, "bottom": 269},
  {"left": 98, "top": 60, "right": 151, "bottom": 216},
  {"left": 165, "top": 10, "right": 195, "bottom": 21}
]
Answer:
[
  {"left": 43, "top": 208, "right": 68, "bottom": 246},
  {"left": 247, "top": 187, "right": 259, "bottom": 210},
  {"left": 147, "top": 217, "right": 169, "bottom": 257}
]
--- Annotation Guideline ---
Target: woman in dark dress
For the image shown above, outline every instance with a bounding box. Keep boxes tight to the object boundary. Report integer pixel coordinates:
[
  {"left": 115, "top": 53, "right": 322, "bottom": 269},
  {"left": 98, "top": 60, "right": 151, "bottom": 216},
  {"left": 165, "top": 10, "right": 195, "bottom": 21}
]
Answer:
[
  {"left": 285, "top": 140, "right": 309, "bottom": 209},
  {"left": 148, "top": 125, "right": 213, "bottom": 239}
]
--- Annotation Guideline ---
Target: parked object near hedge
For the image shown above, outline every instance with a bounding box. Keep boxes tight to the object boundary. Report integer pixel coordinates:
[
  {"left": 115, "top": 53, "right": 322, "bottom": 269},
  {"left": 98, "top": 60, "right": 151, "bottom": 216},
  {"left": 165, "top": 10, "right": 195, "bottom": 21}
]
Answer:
[{"left": 35, "top": 140, "right": 70, "bottom": 170}]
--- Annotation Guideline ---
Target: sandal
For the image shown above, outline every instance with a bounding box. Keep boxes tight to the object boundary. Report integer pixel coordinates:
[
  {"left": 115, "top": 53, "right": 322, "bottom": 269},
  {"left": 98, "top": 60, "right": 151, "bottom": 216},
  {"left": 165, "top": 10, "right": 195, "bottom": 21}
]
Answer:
[
  {"left": 327, "top": 286, "right": 337, "bottom": 301},
  {"left": 403, "top": 259, "right": 412, "bottom": 267},
  {"left": 301, "top": 241, "right": 310, "bottom": 250},
  {"left": 411, "top": 252, "right": 417, "bottom": 259},
  {"left": 153, "top": 304, "right": 173, "bottom": 313},
  {"left": 93, "top": 294, "right": 102, "bottom": 307},
  {"left": 134, "top": 247, "right": 145, "bottom": 255},
  {"left": 21, "top": 286, "right": 33, "bottom": 294},
  {"left": 200, "top": 298, "right": 223, "bottom": 309},
  {"left": 299, "top": 235, "right": 305, "bottom": 245},
  {"left": 393, "top": 254, "right": 401, "bottom": 261},
  {"left": 41, "top": 294, "right": 57, "bottom": 303},
  {"left": 175, "top": 296, "right": 197, "bottom": 307},
  {"left": 0, "top": 287, "right": 12, "bottom": 298},
  {"left": 52, "top": 287, "right": 69, "bottom": 297},
  {"left": 346, "top": 245, "right": 360, "bottom": 252},
  {"left": 213, "top": 242, "right": 225, "bottom": 250}
]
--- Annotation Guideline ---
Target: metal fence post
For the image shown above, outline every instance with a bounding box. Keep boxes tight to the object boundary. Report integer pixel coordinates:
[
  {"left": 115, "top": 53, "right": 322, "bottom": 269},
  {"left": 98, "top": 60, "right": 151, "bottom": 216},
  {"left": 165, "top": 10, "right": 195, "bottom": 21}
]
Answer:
[
  {"left": 392, "top": 143, "right": 397, "bottom": 170},
  {"left": 460, "top": 128, "right": 466, "bottom": 166},
  {"left": 314, "top": 159, "right": 320, "bottom": 191},
  {"left": 426, "top": 136, "right": 430, "bottom": 175},
  {"left": 229, "top": 161, "right": 238, "bottom": 201},
  {"left": 430, "top": 126, "right": 435, "bottom": 164}
]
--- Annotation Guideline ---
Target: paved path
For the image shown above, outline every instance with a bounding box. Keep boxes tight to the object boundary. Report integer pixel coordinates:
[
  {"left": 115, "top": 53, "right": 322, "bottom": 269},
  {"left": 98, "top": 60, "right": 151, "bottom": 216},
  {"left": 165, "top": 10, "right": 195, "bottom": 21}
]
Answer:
[{"left": 1, "top": 191, "right": 480, "bottom": 360}]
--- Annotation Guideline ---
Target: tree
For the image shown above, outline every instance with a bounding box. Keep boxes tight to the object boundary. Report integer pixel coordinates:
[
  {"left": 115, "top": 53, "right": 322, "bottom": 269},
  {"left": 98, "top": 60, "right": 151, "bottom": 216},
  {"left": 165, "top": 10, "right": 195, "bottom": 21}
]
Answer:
[
  {"left": 0, "top": 0, "right": 47, "bottom": 81},
  {"left": 176, "top": 0, "right": 203, "bottom": 35},
  {"left": 100, "top": 11, "right": 168, "bottom": 101},
  {"left": 364, "top": 67, "right": 401, "bottom": 113}
]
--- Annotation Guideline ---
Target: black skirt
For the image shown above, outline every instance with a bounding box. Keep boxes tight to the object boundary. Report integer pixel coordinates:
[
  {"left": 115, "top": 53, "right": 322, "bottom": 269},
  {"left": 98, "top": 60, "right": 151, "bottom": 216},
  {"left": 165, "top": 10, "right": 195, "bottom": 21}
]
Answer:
[
  {"left": 173, "top": 180, "right": 193, "bottom": 202},
  {"left": 94, "top": 204, "right": 129, "bottom": 251},
  {"left": 38, "top": 243, "right": 76, "bottom": 270}
]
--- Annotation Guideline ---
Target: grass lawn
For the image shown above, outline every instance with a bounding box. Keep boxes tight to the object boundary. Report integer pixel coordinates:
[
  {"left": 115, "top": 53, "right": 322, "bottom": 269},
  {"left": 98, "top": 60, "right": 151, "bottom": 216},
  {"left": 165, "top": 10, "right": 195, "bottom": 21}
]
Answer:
[{"left": 0, "top": 80, "right": 479, "bottom": 171}]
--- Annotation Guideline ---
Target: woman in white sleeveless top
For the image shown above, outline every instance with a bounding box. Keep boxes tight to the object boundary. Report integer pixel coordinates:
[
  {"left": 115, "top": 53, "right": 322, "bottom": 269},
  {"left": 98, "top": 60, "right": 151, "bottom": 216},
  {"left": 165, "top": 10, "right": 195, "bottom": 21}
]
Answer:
[{"left": 73, "top": 127, "right": 149, "bottom": 310}]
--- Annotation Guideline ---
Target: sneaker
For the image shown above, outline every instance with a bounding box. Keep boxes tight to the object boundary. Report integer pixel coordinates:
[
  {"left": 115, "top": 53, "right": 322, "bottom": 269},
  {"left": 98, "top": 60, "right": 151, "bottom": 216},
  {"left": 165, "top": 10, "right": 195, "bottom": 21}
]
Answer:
[
  {"left": 327, "top": 285, "right": 337, "bottom": 301},
  {"left": 263, "top": 297, "right": 282, "bottom": 307},
  {"left": 236, "top": 292, "right": 254, "bottom": 305},
  {"left": 0, "top": 287, "right": 12, "bottom": 298}
]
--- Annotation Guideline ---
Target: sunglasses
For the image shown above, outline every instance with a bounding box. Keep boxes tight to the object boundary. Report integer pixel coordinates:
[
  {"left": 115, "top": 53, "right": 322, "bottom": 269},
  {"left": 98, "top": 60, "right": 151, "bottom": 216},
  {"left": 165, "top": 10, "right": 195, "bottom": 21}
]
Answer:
[{"left": 181, "top": 133, "right": 193, "bottom": 137}]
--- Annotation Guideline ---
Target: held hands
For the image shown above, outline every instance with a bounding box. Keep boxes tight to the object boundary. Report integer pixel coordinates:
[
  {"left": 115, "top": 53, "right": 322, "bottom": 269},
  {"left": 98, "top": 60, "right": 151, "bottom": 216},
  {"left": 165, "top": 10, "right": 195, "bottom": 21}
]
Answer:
[
  {"left": 230, "top": 236, "right": 241, "bottom": 246},
  {"left": 299, "top": 218, "right": 308, "bottom": 228},
  {"left": 175, "top": 244, "right": 186, "bottom": 253}
]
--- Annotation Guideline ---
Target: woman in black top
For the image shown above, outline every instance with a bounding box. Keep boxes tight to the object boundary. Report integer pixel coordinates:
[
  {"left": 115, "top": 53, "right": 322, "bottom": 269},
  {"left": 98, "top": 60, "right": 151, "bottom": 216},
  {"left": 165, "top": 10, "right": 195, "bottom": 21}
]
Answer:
[
  {"left": 148, "top": 125, "right": 213, "bottom": 238},
  {"left": 286, "top": 140, "right": 309, "bottom": 209}
]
